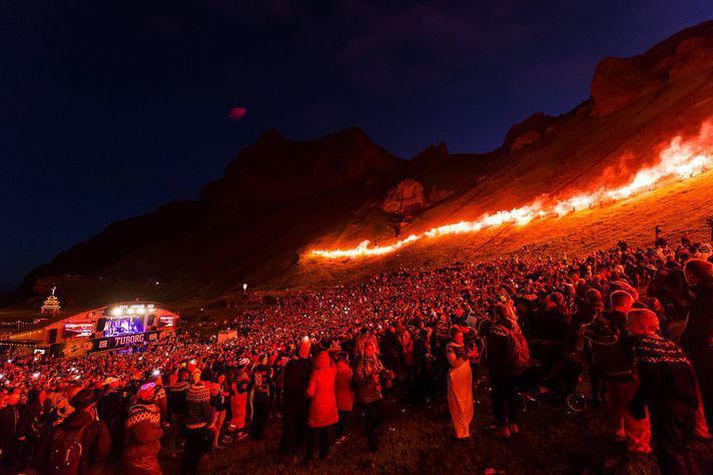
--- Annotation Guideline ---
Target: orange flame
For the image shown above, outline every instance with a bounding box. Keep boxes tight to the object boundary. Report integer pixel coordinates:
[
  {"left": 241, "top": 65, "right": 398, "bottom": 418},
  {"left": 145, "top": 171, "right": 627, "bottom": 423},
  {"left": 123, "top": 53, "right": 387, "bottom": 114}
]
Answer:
[{"left": 309, "top": 122, "right": 713, "bottom": 260}]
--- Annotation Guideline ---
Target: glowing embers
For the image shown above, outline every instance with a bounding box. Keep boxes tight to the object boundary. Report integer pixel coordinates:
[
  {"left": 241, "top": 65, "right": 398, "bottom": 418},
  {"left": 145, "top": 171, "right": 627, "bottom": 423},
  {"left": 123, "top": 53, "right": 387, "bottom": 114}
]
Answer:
[{"left": 309, "top": 122, "right": 713, "bottom": 260}]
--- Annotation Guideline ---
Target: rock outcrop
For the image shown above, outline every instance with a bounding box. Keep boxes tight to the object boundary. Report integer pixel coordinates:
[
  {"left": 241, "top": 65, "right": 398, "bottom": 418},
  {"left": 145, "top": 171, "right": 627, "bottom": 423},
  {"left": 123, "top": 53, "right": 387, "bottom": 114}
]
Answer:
[
  {"left": 383, "top": 179, "right": 426, "bottom": 216},
  {"left": 590, "top": 20, "right": 713, "bottom": 117},
  {"left": 590, "top": 57, "right": 661, "bottom": 117},
  {"left": 503, "top": 113, "right": 557, "bottom": 153}
]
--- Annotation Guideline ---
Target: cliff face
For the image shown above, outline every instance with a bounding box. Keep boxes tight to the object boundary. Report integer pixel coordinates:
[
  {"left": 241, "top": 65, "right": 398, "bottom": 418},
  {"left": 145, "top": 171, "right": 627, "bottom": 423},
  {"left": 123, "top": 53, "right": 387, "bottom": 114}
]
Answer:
[{"left": 17, "top": 20, "right": 713, "bottom": 305}]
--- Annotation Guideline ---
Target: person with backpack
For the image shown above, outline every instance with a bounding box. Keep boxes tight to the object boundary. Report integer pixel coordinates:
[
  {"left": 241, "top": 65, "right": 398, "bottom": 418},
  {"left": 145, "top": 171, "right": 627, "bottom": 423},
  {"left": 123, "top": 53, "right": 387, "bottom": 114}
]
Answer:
[
  {"left": 46, "top": 388, "right": 110, "bottom": 475},
  {"left": 122, "top": 383, "right": 163, "bottom": 475},
  {"left": 484, "top": 303, "right": 529, "bottom": 439},
  {"left": 445, "top": 326, "right": 476, "bottom": 440}
]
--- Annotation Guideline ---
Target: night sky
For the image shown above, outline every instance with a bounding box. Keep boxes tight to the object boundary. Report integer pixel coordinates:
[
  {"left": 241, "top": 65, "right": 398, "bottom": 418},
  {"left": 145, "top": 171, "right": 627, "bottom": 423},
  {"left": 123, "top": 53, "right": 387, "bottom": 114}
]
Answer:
[{"left": 2, "top": 1, "right": 712, "bottom": 290}]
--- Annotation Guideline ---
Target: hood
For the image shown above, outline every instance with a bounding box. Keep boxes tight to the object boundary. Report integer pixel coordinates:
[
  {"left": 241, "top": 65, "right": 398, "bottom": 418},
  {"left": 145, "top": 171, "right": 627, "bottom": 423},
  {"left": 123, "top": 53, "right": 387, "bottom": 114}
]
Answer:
[
  {"left": 313, "top": 351, "right": 331, "bottom": 370},
  {"left": 61, "top": 408, "right": 94, "bottom": 430},
  {"left": 691, "top": 279, "right": 713, "bottom": 295}
]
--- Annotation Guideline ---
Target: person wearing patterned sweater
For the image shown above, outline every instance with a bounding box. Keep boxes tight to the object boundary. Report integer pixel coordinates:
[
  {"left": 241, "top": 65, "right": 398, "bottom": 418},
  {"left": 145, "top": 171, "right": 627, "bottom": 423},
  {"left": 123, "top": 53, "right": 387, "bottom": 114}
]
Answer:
[
  {"left": 181, "top": 370, "right": 212, "bottom": 475},
  {"left": 628, "top": 309, "right": 700, "bottom": 475},
  {"left": 122, "top": 383, "right": 163, "bottom": 475},
  {"left": 581, "top": 312, "right": 651, "bottom": 453}
]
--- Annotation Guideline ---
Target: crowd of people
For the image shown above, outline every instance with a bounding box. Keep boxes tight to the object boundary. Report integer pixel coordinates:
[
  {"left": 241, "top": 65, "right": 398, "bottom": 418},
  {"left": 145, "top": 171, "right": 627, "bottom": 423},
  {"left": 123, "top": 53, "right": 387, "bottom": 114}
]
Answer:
[{"left": 0, "top": 231, "right": 711, "bottom": 474}]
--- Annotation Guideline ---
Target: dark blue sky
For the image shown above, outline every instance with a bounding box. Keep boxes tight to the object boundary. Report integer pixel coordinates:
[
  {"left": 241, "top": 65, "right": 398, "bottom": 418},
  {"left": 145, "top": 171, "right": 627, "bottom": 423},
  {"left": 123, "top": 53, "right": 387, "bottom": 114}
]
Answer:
[{"left": 2, "top": 1, "right": 712, "bottom": 290}]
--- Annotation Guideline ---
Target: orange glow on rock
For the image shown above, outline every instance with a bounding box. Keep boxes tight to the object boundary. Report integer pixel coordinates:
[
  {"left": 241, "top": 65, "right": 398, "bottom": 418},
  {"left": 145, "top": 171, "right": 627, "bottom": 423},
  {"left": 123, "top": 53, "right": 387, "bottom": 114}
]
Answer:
[{"left": 309, "top": 121, "right": 713, "bottom": 260}]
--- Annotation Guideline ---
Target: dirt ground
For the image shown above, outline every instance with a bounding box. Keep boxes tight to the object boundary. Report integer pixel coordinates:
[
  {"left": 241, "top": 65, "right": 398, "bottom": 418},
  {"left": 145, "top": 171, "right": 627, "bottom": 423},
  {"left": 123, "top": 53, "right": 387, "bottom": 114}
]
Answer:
[{"left": 153, "top": 380, "right": 711, "bottom": 475}]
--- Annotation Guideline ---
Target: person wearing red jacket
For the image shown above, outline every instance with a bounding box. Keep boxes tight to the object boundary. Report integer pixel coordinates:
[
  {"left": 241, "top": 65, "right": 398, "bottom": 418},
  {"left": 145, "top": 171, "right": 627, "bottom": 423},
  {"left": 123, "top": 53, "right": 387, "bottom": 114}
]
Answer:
[
  {"left": 334, "top": 352, "right": 354, "bottom": 442},
  {"left": 228, "top": 359, "right": 251, "bottom": 438},
  {"left": 305, "top": 351, "right": 338, "bottom": 461}
]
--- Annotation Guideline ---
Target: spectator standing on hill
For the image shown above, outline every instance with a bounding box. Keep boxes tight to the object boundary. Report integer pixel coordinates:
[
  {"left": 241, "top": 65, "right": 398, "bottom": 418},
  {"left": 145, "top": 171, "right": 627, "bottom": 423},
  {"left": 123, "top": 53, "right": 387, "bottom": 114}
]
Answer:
[
  {"left": 628, "top": 309, "right": 700, "bottom": 475},
  {"left": 305, "top": 350, "right": 338, "bottom": 461},
  {"left": 681, "top": 259, "right": 713, "bottom": 430}
]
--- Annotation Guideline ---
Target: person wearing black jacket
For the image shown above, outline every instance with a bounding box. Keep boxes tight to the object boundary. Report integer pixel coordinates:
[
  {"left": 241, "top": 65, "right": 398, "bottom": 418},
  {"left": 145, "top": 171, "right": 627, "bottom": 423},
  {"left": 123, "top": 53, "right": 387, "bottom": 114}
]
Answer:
[
  {"left": 681, "top": 259, "right": 713, "bottom": 430},
  {"left": 0, "top": 389, "right": 29, "bottom": 472},
  {"left": 530, "top": 292, "right": 571, "bottom": 386},
  {"left": 279, "top": 338, "right": 312, "bottom": 457},
  {"left": 167, "top": 368, "right": 190, "bottom": 458},
  {"left": 250, "top": 355, "right": 272, "bottom": 440},
  {"left": 44, "top": 389, "right": 111, "bottom": 475},
  {"left": 628, "top": 309, "right": 700, "bottom": 475},
  {"left": 484, "top": 304, "right": 525, "bottom": 439},
  {"left": 98, "top": 377, "right": 126, "bottom": 461}
]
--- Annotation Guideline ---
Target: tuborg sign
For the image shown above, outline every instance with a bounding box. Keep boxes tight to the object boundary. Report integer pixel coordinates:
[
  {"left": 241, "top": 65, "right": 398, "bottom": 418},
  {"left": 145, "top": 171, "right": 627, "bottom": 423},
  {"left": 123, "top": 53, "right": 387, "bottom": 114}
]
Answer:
[{"left": 91, "top": 331, "right": 159, "bottom": 352}]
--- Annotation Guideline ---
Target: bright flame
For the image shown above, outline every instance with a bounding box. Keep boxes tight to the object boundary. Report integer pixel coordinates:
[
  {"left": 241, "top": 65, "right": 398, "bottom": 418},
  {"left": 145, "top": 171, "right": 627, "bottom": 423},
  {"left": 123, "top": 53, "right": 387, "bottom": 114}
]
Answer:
[{"left": 309, "top": 122, "right": 713, "bottom": 260}]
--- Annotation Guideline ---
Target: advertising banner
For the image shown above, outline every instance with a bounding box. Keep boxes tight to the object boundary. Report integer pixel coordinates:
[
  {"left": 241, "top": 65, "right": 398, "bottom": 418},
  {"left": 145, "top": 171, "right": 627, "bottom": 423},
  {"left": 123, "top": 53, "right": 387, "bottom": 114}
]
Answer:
[{"left": 91, "top": 331, "right": 159, "bottom": 352}]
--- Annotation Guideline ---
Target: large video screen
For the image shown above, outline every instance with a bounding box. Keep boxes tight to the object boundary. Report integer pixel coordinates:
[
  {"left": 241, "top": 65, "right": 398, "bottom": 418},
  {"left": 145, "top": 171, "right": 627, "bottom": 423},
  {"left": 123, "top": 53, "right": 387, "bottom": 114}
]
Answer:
[{"left": 103, "top": 316, "right": 144, "bottom": 337}]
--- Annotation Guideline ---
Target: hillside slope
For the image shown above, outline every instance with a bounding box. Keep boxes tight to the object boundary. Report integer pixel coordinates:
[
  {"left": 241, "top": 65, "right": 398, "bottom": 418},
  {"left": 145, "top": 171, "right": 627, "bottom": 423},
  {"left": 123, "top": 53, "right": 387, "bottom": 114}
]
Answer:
[{"left": 16, "top": 20, "right": 713, "bottom": 307}]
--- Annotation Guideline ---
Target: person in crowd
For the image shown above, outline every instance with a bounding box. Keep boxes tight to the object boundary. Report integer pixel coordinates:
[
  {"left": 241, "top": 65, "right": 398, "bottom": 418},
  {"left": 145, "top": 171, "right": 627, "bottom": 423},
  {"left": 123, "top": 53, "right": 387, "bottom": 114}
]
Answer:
[
  {"left": 210, "top": 373, "right": 229, "bottom": 449},
  {"left": 151, "top": 373, "right": 168, "bottom": 426},
  {"left": 272, "top": 351, "right": 289, "bottom": 413},
  {"left": 606, "top": 290, "right": 635, "bottom": 330},
  {"left": 530, "top": 292, "right": 571, "bottom": 382},
  {"left": 399, "top": 329, "right": 416, "bottom": 402},
  {"left": 581, "top": 311, "right": 651, "bottom": 453},
  {"left": 3, "top": 235, "right": 712, "bottom": 475},
  {"left": 445, "top": 326, "right": 475, "bottom": 440},
  {"left": 0, "top": 388, "right": 28, "bottom": 472},
  {"left": 98, "top": 376, "right": 126, "bottom": 461},
  {"left": 227, "top": 358, "right": 251, "bottom": 440},
  {"left": 46, "top": 388, "right": 111, "bottom": 475},
  {"left": 305, "top": 350, "right": 338, "bottom": 461},
  {"left": 181, "top": 369, "right": 212, "bottom": 475},
  {"left": 279, "top": 338, "right": 312, "bottom": 458},
  {"left": 166, "top": 368, "right": 190, "bottom": 458},
  {"left": 354, "top": 335, "right": 391, "bottom": 452},
  {"left": 484, "top": 304, "right": 526, "bottom": 439},
  {"left": 681, "top": 259, "right": 713, "bottom": 431},
  {"left": 628, "top": 309, "right": 700, "bottom": 474},
  {"left": 22, "top": 388, "right": 49, "bottom": 471},
  {"left": 334, "top": 351, "right": 354, "bottom": 442},
  {"left": 251, "top": 355, "right": 272, "bottom": 440},
  {"left": 122, "top": 383, "right": 163, "bottom": 475}
]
